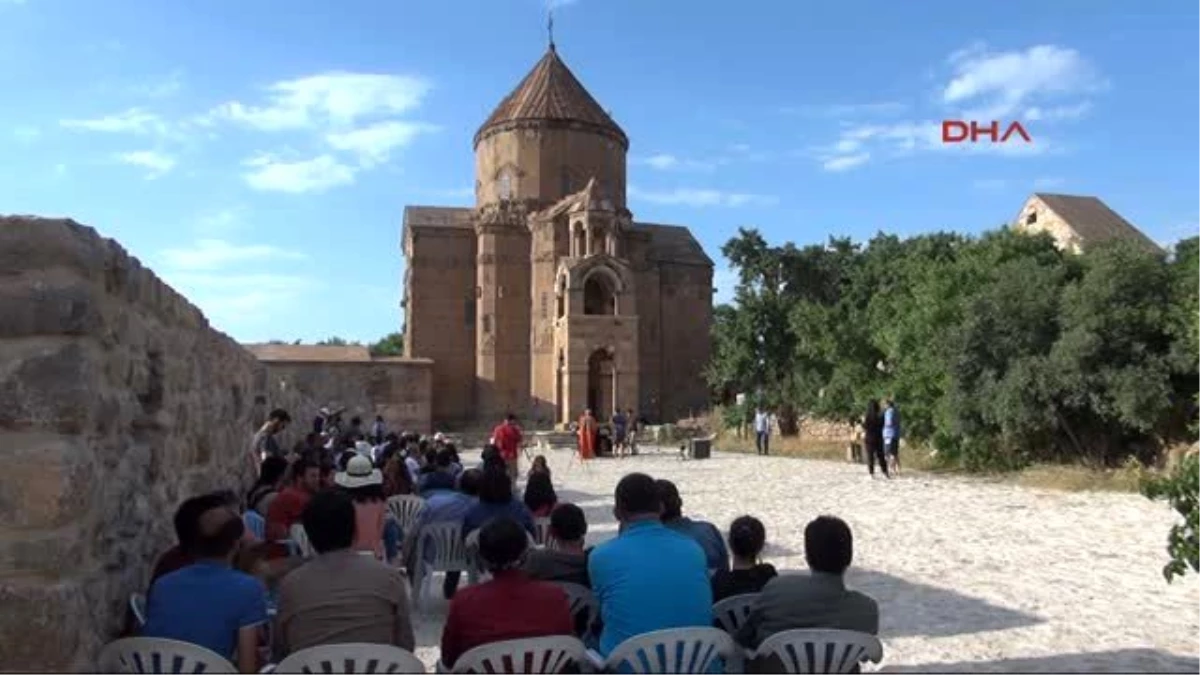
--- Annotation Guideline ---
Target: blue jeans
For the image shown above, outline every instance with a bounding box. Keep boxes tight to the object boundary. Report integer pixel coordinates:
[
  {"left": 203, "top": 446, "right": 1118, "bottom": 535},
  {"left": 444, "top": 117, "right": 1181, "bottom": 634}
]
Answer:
[{"left": 383, "top": 518, "right": 402, "bottom": 562}]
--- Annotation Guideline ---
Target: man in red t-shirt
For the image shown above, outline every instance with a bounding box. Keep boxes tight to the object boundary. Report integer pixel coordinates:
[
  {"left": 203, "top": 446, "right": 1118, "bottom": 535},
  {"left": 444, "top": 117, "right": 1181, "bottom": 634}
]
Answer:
[
  {"left": 491, "top": 414, "right": 523, "bottom": 481},
  {"left": 266, "top": 457, "right": 321, "bottom": 557}
]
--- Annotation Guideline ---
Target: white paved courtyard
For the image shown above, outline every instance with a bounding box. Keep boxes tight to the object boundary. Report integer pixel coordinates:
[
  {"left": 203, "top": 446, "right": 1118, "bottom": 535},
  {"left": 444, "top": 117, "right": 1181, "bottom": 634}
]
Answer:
[{"left": 409, "top": 447, "right": 1200, "bottom": 672}]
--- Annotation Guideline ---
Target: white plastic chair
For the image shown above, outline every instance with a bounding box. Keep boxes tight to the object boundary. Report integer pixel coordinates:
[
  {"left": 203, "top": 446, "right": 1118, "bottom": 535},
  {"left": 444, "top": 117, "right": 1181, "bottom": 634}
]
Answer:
[
  {"left": 413, "top": 521, "right": 473, "bottom": 609},
  {"left": 533, "top": 517, "right": 552, "bottom": 546},
  {"left": 98, "top": 637, "right": 237, "bottom": 673},
  {"left": 750, "top": 629, "right": 883, "bottom": 673},
  {"left": 553, "top": 582, "right": 599, "bottom": 639},
  {"left": 444, "top": 636, "right": 587, "bottom": 673},
  {"left": 129, "top": 592, "right": 148, "bottom": 627},
  {"left": 712, "top": 593, "right": 758, "bottom": 634},
  {"left": 387, "top": 495, "right": 427, "bottom": 534},
  {"left": 600, "top": 627, "right": 736, "bottom": 673},
  {"left": 289, "top": 523, "right": 314, "bottom": 558},
  {"left": 274, "top": 642, "right": 426, "bottom": 673}
]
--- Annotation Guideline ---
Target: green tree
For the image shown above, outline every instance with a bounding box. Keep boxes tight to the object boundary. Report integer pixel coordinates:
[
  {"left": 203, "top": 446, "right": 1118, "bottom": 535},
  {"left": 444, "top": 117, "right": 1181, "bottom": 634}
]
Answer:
[
  {"left": 369, "top": 331, "right": 405, "bottom": 357},
  {"left": 1141, "top": 451, "right": 1199, "bottom": 582}
]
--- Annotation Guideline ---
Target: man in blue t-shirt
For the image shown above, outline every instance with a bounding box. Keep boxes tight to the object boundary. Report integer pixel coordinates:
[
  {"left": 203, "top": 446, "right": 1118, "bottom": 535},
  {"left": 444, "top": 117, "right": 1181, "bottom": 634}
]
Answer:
[
  {"left": 883, "top": 398, "right": 902, "bottom": 476},
  {"left": 588, "top": 473, "right": 713, "bottom": 658},
  {"left": 656, "top": 479, "right": 729, "bottom": 572},
  {"left": 142, "top": 493, "right": 268, "bottom": 672}
]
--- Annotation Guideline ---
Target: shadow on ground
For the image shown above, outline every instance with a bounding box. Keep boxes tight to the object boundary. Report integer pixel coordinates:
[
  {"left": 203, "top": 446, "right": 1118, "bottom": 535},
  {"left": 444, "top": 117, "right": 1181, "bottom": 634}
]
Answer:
[
  {"left": 846, "top": 568, "right": 1042, "bottom": 639},
  {"left": 879, "top": 648, "right": 1199, "bottom": 673}
]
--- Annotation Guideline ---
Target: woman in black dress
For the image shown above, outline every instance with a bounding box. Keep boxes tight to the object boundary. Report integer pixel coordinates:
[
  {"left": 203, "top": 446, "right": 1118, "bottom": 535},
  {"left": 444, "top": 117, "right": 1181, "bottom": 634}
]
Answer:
[{"left": 864, "top": 399, "right": 889, "bottom": 478}]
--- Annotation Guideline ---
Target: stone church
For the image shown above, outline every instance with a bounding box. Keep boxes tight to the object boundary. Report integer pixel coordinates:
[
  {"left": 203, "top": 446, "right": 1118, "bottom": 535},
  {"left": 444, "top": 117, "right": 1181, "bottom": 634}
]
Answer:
[{"left": 401, "top": 45, "right": 714, "bottom": 429}]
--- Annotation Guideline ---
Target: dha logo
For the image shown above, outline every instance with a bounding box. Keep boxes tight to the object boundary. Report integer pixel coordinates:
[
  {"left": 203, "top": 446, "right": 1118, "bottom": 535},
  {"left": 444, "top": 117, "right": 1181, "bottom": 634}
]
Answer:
[{"left": 941, "top": 120, "right": 1032, "bottom": 144}]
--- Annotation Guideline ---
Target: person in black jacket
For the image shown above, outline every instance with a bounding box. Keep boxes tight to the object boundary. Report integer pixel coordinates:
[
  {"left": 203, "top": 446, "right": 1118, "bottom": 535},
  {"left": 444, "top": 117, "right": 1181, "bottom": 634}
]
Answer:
[{"left": 863, "top": 399, "right": 888, "bottom": 478}]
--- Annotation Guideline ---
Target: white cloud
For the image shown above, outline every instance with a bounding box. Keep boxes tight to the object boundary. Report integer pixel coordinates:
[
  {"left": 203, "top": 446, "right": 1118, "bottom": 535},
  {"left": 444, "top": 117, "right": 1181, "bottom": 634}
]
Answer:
[
  {"left": 115, "top": 150, "right": 177, "bottom": 178},
  {"left": 809, "top": 43, "right": 1097, "bottom": 172},
  {"left": 12, "top": 125, "right": 39, "bottom": 143},
  {"left": 943, "top": 44, "right": 1104, "bottom": 120},
  {"left": 211, "top": 72, "right": 431, "bottom": 132},
  {"left": 823, "top": 153, "right": 870, "bottom": 172},
  {"left": 628, "top": 186, "right": 777, "bottom": 208},
  {"left": 159, "top": 239, "right": 307, "bottom": 271},
  {"left": 242, "top": 154, "right": 356, "bottom": 193},
  {"left": 325, "top": 120, "right": 438, "bottom": 167},
  {"left": 1033, "top": 176, "right": 1066, "bottom": 189},
  {"left": 61, "top": 108, "right": 171, "bottom": 136},
  {"left": 632, "top": 153, "right": 718, "bottom": 172}
]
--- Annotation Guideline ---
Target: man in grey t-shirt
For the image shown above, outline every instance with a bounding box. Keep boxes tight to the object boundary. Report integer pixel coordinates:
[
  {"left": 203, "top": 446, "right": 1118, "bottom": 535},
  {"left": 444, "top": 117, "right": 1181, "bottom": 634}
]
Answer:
[{"left": 250, "top": 409, "right": 291, "bottom": 477}]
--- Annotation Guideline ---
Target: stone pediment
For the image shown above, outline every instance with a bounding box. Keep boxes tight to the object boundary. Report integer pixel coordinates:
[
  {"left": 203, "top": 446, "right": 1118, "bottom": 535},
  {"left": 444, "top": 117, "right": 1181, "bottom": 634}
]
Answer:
[{"left": 557, "top": 253, "right": 634, "bottom": 291}]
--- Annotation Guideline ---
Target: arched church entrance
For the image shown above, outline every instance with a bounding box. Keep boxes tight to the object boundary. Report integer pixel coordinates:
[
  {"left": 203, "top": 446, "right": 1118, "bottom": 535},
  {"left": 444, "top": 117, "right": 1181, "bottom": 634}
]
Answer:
[{"left": 587, "top": 348, "right": 614, "bottom": 421}]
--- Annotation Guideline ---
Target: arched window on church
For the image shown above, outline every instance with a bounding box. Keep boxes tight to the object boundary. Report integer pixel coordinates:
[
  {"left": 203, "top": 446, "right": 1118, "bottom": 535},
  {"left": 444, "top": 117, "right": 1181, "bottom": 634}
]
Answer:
[
  {"left": 497, "top": 169, "right": 513, "bottom": 200},
  {"left": 583, "top": 271, "right": 618, "bottom": 316}
]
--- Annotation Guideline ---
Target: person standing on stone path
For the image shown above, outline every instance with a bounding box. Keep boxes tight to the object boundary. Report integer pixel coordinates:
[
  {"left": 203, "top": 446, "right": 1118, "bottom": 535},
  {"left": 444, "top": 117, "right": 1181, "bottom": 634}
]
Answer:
[
  {"left": 883, "top": 398, "right": 901, "bottom": 476},
  {"left": 250, "top": 409, "right": 291, "bottom": 478},
  {"left": 491, "top": 413, "right": 524, "bottom": 481},
  {"left": 753, "top": 407, "right": 772, "bottom": 456},
  {"left": 577, "top": 409, "right": 598, "bottom": 460},
  {"left": 370, "top": 415, "right": 386, "bottom": 445},
  {"left": 612, "top": 408, "right": 629, "bottom": 457},
  {"left": 863, "top": 399, "right": 888, "bottom": 479}
]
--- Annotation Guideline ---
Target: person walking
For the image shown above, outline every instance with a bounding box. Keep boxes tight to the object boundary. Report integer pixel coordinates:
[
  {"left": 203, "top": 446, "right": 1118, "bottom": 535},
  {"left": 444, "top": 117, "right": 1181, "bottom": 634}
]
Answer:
[
  {"left": 883, "top": 398, "right": 901, "bottom": 476},
  {"left": 577, "top": 409, "right": 597, "bottom": 460},
  {"left": 753, "top": 407, "right": 772, "bottom": 456},
  {"left": 863, "top": 400, "right": 888, "bottom": 479}
]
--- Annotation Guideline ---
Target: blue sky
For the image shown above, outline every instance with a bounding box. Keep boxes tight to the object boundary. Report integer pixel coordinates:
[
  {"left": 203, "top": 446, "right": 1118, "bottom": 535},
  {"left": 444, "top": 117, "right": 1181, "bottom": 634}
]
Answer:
[{"left": 2, "top": 0, "right": 1196, "bottom": 344}]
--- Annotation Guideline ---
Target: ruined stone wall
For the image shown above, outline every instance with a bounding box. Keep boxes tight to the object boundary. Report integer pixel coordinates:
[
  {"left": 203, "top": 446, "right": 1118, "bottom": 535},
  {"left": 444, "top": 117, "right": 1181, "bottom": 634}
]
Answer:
[
  {"left": 1015, "top": 197, "right": 1084, "bottom": 254},
  {"left": 259, "top": 358, "right": 433, "bottom": 437},
  {"left": 0, "top": 217, "right": 270, "bottom": 671}
]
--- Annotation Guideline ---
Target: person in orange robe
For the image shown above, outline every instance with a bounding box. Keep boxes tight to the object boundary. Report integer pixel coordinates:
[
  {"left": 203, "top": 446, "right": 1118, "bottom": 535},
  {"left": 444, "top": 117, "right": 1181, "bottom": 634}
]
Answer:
[{"left": 577, "top": 409, "right": 597, "bottom": 460}]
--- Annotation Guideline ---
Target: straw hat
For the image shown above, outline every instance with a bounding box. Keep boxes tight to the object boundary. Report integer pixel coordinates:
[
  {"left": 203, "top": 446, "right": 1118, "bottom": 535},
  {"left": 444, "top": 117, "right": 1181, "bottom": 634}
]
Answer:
[{"left": 335, "top": 455, "right": 382, "bottom": 489}]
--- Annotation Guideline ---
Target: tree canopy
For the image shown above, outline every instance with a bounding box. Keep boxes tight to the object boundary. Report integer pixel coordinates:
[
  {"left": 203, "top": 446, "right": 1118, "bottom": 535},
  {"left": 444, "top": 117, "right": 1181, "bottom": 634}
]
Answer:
[{"left": 709, "top": 226, "right": 1198, "bottom": 471}]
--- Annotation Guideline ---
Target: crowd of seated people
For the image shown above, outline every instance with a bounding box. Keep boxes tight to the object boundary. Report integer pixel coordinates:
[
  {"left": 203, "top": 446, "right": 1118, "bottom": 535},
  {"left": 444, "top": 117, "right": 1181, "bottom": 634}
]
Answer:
[{"left": 130, "top": 421, "right": 880, "bottom": 674}]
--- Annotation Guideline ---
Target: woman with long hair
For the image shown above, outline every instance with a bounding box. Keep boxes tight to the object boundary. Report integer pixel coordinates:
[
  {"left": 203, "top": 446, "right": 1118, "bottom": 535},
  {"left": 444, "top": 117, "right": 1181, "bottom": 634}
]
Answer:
[
  {"left": 527, "top": 454, "right": 551, "bottom": 481},
  {"left": 247, "top": 456, "right": 289, "bottom": 516},
  {"left": 522, "top": 471, "right": 558, "bottom": 518},
  {"left": 382, "top": 454, "right": 414, "bottom": 497},
  {"left": 711, "top": 515, "right": 777, "bottom": 601},
  {"left": 863, "top": 398, "right": 888, "bottom": 478}
]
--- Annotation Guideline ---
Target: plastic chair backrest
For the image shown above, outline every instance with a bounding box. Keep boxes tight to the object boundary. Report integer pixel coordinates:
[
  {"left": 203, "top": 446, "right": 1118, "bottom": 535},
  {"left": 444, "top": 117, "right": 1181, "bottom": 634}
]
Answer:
[
  {"left": 289, "top": 523, "right": 314, "bottom": 558},
  {"left": 243, "top": 511, "right": 267, "bottom": 541},
  {"left": 450, "top": 636, "right": 586, "bottom": 674},
  {"left": 418, "top": 521, "right": 469, "bottom": 572},
  {"left": 274, "top": 642, "right": 427, "bottom": 674},
  {"left": 752, "top": 629, "right": 883, "bottom": 674},
  {"left": 98, "top": 637, "right": 237, "bottom": 674},
  {"left": 553, "top": 582, "right": 599, "bottom": 638},
  {"left": 533, "top": 517, "right": 552, "bottom": 546},
  {"left": 386, "top": 495, "right": 427, "bottom": 533},
  {"left": 129, "top": 593, "right": 148, "bottom": 627},
  {"left": 712, "top": 593, "right": 758, "bottom": 634},
  {"left": 604, "top": 627, "right": 735, "bottom": 674}
]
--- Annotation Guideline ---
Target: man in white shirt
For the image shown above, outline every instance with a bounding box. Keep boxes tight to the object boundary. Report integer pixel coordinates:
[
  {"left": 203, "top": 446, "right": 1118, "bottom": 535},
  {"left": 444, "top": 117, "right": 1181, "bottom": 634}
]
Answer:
[{"left": 754, "top": 408, "right": 772, "bottom": 456}]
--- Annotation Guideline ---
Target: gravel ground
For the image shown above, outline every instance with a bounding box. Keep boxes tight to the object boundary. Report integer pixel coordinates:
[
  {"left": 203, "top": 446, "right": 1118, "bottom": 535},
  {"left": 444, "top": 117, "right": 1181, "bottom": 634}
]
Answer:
[{"left": 407, "top": 446, "right": 1200, "bottom": 673}]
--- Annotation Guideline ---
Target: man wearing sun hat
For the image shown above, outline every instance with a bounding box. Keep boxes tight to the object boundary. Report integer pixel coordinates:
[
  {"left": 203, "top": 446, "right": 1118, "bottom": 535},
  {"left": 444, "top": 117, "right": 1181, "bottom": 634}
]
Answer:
[{"left": 334, "top": 455, "right": 392, "bottom": 560}]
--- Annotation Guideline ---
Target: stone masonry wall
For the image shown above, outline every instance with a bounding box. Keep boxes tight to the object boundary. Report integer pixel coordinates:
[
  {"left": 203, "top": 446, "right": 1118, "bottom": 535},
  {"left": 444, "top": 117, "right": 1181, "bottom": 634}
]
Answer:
[
  {"left": 260, "top": 358, "right": 433, "bottom": 438},
  {"left": 0, "top": 217, "right": 274, "bottom": 671}
]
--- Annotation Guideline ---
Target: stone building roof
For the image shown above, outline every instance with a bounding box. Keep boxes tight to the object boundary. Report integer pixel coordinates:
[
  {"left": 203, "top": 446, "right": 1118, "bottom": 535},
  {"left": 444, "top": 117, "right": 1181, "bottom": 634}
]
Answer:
[
  {"left": 244, "top": 343, "right": 371, "bottom": 362},
  {"left": 474, "top": 47, "right": 628, "bottom": 149},
  {"left": 404, "top": 205, "right": 474, "bottom": 229},
  {"left": 1032, "top": 193, "right": 1161, "bottom": 251},
  {"left": 639, "top": 223, "right": 714, "bottom": 266}
]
